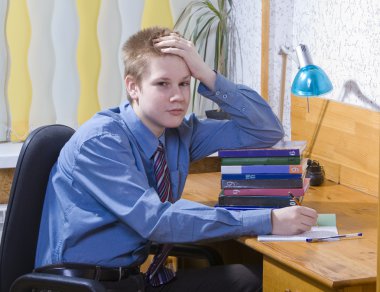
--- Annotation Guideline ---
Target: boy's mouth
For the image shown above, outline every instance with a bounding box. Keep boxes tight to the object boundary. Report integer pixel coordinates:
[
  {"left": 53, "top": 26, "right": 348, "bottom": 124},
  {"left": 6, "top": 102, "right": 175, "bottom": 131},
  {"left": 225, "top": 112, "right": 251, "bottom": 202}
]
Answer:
[{"left": 168, "top": 108, "right": 184, "bottom": 116}]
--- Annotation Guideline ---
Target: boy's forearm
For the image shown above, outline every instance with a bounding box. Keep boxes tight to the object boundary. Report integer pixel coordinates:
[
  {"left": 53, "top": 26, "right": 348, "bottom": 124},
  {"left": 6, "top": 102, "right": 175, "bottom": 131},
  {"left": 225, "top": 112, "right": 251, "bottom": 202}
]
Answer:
[
  {"left": 197, "top": 73, "right": 284, "bottom": 148},
  {"left": 196, "top": 68, "right": 217, "bottom": 92}
]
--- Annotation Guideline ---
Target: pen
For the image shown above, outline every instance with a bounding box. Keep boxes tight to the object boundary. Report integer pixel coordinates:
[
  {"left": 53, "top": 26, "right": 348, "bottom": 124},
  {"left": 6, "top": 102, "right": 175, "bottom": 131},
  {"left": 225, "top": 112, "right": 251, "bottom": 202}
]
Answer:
[
  {"left": 288, "top": 192, "right": 301, "bottom": 206},
  {"left": 306, "top": 232, "right": 363, "bottom": 243}
]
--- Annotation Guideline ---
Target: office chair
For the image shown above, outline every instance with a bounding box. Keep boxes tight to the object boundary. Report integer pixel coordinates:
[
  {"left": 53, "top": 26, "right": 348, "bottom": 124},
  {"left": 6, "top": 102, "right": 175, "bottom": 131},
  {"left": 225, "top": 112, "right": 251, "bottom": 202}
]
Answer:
[{"left": 0, "top": 124, "right": 223, "bottom": 292}]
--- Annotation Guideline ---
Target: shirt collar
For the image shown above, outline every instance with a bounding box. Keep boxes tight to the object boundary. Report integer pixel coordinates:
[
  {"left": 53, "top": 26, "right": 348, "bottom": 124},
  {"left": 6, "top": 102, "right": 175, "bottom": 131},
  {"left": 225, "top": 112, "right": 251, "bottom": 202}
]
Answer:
[{"left": 119, "top": 101, "right": 163, "bottom": 159}]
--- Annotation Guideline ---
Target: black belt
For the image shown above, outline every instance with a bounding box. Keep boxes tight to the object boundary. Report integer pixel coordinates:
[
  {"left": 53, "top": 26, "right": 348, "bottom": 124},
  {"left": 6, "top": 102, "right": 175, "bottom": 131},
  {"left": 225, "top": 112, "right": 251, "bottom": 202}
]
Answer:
[{"left": 34, "top": 263, "right": 141, "bottom": 282}]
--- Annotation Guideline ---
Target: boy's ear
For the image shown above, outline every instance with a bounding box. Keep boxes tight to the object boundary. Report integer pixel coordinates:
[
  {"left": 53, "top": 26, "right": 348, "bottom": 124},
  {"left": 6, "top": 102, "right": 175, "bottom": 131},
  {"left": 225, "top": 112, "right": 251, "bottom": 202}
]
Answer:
[{"left": 124, "top": 75, "right": 139, "bottom": 100}]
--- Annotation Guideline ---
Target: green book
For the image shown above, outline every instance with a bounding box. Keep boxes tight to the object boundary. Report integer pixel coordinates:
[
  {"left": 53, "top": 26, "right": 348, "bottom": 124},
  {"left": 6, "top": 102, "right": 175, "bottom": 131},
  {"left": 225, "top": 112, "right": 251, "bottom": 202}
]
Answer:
[{"left": 221, "top": 156, "right": 301, "bottom": 166}]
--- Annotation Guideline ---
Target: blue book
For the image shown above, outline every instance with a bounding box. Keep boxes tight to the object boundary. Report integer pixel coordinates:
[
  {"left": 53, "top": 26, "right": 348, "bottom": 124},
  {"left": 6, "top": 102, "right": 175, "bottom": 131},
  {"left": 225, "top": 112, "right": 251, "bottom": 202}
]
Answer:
[
  {"left": 221, "top": 161, "right": 306, "bottom": 174},
  {"left": 221, "top": 173, "right": 303, "bottom": 180}
]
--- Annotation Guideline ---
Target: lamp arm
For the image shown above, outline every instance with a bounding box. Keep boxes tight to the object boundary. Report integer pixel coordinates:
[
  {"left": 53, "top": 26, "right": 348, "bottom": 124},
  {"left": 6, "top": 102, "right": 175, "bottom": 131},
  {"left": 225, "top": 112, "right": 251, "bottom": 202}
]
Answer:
[{"left": 279, "top": 45, "right": 299, "bottom": 67}]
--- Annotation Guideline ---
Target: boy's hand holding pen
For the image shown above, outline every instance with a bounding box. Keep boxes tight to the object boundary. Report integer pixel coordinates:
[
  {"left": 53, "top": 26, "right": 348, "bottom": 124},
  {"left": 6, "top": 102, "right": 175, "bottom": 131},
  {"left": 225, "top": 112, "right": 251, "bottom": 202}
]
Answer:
[
  {"left": 287, "top": 192, "right": 363, "bottom": 242},
  {"left": 288, "top": 191, "right": 321, "bottom": 227},
  {"left": 271, "top": 201, "right": 318, "bottom": 235}
]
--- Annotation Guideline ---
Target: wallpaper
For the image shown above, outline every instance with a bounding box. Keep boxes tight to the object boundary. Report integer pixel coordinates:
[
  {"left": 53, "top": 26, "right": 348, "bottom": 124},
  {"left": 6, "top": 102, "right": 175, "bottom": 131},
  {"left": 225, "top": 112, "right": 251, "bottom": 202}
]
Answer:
[{"left": 0, "top": 0, "right": 191, "bottom": 141}]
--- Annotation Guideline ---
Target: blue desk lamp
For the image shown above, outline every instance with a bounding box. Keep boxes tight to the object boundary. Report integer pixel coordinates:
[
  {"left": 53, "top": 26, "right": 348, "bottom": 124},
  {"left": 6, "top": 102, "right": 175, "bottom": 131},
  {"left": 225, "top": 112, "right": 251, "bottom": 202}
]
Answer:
[
  {"left": 279, "top": 44, "right": 332, "bottom": 186},
  {"left": 291, "top": 44, "right": 333, "bottom": 97},
  {"left": 279, "top": 44, "right": 333, "bottom": 121}
]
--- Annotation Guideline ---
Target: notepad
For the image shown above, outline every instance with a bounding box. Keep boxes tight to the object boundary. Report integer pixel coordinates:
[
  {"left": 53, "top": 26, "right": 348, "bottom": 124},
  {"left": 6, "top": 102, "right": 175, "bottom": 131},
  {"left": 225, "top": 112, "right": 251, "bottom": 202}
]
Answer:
[{"left": 257, "top": 214, "right": 338, "bottom": 242}]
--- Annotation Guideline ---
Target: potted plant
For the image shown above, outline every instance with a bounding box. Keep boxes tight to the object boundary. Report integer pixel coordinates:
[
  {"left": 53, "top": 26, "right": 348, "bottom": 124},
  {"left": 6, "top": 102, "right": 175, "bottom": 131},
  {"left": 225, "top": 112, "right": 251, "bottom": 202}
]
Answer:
[{"left": 174, "top": 0, "right": 238, "bottom": 119}]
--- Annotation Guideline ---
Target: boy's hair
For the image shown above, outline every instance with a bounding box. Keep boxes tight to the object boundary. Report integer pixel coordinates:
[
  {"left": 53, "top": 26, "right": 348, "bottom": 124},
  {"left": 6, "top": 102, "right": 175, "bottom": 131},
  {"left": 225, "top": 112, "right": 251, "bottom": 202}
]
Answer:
[{"left": 122, "top": 27, "right": 179, "bottom": 102}]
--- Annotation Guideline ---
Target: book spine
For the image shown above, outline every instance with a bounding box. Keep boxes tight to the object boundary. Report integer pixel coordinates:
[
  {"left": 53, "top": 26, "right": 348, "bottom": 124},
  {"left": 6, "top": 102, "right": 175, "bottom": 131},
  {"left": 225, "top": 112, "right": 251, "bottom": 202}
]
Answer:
[
  {"left": 218, "top": 195, "right": 298, "bottom": 207},
  {"left": 221, "top": 178, "right": 303, "bottom": 189},
  {"left": 221, "top": 156, "right": 301, "bottom": 165},
  {"left": 221, "top": 164, "right": 304, "bottom": 174},
  {"left": 221, "top": 173, "right": 303, "bottom": 180},
  {"left": 218, "top": 149, "right": 301, "bottom": 158},
  {"left": 222, "top": 178, "right": 310, "bottom": 196},
  {"left": 215, "top": 206, "right": 269, "bottom": 210},
  {"left": 222, "top": 187, "right": 306, "bottom": 196}
]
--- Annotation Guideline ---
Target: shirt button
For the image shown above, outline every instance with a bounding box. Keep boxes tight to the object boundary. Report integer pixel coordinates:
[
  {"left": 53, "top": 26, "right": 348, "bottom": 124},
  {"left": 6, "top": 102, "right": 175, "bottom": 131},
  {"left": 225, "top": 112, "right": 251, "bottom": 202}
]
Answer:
[
  {"left": 222, "top": 94, "right": 227, "bottom": 99},
  {"left": 216, "top": 91, "right": 221, "bottom": 96},
  {"left": 241, "top": 107, "right": 246, "bottom": 112}
]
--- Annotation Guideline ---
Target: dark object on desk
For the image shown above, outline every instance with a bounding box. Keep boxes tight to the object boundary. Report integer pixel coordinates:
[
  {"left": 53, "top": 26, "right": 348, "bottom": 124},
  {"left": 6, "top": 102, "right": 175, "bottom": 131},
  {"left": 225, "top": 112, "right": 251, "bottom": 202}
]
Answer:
[
  {"left": 205, "top": 109, "right": 230, "bottom": 120},
  {"left": 0, "top": 125, "right": 223, "bottom": 292},
  {"left": 306, "top": 159, "right": 325, "bottom": 186}
]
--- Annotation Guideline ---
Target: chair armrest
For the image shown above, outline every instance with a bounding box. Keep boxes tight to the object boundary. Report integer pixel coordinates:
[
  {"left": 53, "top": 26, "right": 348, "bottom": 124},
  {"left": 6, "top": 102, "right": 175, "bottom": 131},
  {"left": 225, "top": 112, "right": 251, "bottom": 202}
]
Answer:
[
  {"left": 11, "top": 272, "right": 106, "bottom": 292},
  {"left": 150, "top": 243, "right": 224, "bottom": 266}
]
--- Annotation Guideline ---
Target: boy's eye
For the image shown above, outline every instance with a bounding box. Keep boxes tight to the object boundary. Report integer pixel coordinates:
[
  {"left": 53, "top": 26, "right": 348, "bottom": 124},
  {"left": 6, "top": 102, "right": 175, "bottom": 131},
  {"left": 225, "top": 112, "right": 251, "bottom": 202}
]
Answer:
[
  {"left": 180, "top": 81, "right": 190, "bottom": 87},
  {"left": 157, "top": 82, "right": 168, "bottom": 86}
]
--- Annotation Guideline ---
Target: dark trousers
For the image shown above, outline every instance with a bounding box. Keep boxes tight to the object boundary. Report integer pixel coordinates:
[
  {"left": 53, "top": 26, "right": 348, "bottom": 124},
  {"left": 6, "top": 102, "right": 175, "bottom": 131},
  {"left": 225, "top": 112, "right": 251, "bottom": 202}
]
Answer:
[{"left": 103, "top": 264, "right": 262, "bottom": 292}]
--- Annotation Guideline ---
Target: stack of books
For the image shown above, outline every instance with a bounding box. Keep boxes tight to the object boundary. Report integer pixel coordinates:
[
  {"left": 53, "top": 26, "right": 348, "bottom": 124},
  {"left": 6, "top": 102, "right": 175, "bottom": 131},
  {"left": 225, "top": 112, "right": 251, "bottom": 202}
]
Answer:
[{"left": 217, "top": 141, "right": 309, "bottom": 210}]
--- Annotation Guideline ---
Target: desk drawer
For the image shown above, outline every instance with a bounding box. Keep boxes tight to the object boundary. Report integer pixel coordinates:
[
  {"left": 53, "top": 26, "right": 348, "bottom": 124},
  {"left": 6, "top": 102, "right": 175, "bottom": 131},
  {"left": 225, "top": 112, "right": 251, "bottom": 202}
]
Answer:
[{"left": 263, "top": 256, "right": 334, "bottom": 292}]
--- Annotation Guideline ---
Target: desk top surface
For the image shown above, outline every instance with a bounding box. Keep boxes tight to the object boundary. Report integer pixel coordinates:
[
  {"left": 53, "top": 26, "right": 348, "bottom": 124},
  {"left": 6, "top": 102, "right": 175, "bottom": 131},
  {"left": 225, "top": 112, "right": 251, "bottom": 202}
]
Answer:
[{"left": 182, "top": 172, "right": 377, "bottom": 289}]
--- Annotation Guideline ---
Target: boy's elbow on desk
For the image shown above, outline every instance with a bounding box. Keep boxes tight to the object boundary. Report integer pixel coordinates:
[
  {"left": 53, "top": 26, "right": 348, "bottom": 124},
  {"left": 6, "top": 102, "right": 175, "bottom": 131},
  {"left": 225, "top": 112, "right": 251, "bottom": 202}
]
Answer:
[
  {"left": 271, "top": 129, "right": 284, "bottom": 145},
  {"left": 273, "top": 123, "right": 285, "bottom": 142},
  {"left": 256, "top": 128, "right": 284, "bottom": 147},
  {"left": 254, "top": 120, "right": 284, "bottom": 146}
]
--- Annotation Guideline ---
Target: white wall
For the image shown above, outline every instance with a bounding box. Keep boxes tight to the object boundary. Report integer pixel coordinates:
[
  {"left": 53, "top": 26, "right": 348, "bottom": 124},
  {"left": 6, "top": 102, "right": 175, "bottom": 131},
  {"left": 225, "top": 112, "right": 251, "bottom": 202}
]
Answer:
[
  {"left": 233, "top": 1, "right": 262, "bottom": 91},
  {"left": 235, "top": 0, "right": 380, "bottom": 139},
  {"left": 293, "top": 0, "right": 380, "bottom": 109}
]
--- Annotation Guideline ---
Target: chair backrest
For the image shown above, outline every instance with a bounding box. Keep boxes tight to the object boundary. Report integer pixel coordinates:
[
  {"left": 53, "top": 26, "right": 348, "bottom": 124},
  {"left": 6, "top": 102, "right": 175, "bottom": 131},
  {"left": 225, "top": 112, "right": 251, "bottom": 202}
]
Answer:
[{"left": 0, "top": 125, "right": 75, "bottom": 292}]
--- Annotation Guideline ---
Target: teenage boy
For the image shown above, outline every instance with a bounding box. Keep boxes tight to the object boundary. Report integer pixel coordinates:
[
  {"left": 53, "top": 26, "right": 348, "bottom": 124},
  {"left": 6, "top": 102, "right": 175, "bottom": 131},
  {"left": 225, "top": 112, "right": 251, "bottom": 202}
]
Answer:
[{"left": 35, "top": 27, "right": 318, "bottom": 292}]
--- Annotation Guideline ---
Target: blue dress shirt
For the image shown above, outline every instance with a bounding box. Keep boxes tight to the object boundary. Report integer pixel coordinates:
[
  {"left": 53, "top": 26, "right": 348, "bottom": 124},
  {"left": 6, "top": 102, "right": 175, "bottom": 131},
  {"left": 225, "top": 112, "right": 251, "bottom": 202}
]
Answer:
[{"left": 35, "top": 73, "right": 284, "bottom": 268}]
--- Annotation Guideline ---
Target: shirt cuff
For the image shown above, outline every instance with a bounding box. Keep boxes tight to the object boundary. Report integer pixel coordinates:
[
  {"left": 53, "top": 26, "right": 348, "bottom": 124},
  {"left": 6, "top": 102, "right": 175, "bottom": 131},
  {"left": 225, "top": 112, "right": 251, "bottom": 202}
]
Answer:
[
  {"left": 197, "top": 72, "right": 237, "bottom": 100},
  {"left": 240, "top": 208, "right": 273, "bottom": 235}
]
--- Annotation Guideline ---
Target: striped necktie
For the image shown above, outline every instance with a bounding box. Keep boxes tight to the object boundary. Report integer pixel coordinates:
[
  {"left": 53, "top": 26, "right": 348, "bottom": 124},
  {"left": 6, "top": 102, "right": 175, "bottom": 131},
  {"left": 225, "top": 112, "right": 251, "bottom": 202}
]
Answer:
[
  {"left": 146, "top": 141, "right": 175, "bottom": 286},
  {"left": 152, "top": 141, "right": 173, "bottom": 203}
]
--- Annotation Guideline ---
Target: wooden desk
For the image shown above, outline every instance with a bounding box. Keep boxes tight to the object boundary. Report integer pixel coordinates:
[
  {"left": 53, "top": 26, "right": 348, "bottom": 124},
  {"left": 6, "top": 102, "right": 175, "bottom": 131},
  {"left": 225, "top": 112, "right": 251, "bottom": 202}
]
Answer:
[{"left": 182, "top": 172, "right": 377, "bottom": 292}]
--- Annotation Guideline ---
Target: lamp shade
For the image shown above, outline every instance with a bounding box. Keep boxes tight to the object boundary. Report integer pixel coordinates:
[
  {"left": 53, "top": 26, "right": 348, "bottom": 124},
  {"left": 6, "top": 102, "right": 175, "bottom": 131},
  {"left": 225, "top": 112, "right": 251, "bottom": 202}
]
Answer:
[
  {"left": 290, "top": 44, "right": 333, "bottom": 97},
  {"left": 291, "top": 64, "right": 333, "bottom": 96}
]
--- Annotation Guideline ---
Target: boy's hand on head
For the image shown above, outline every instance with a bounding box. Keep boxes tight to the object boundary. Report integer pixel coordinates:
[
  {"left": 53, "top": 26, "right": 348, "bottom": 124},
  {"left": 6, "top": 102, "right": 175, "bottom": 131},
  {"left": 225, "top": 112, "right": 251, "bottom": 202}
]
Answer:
[
  {"left": 271, "top": 206, "right": 318, "bottom": 235},
  {"left": 153, "top": 33, "right": 216, "bottom": 91}
]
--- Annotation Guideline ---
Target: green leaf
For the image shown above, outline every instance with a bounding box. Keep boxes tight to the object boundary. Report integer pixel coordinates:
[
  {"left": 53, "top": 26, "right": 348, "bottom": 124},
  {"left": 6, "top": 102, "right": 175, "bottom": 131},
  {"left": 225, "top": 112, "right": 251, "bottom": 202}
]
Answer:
[
  {"left": 175, "top": 6, "right": 206, "bottom": 37},
  {"left": 193, "top": 14, "right": 216, "bottom": 44},
  {"left": 204, "top": 1, "right": 221, "bottom": 19}
]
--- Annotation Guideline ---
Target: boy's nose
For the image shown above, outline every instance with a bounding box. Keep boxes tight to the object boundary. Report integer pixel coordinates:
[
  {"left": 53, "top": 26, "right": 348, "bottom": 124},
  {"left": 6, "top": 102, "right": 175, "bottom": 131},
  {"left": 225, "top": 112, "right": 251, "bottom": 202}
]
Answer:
[{"left": 170, "top": 87, "right": 185, "bottom": 102}]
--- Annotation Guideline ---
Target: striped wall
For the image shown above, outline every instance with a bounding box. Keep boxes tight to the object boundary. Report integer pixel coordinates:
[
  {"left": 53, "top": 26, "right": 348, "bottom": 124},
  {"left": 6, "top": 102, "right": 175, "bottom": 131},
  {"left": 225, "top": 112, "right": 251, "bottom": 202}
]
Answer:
[
  {"left": 0, "top": 0, "right": 9, "bottom": 141},
  {"left": 0, "top": 0, "right": 193, "bottom": 142}
]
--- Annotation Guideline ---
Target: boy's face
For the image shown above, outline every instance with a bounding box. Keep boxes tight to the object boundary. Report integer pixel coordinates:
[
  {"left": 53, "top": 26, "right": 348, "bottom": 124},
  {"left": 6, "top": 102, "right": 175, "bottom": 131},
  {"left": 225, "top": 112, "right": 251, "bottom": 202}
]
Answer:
[{"left": 126, "top": 55, "right": 191, "bottom": 137}]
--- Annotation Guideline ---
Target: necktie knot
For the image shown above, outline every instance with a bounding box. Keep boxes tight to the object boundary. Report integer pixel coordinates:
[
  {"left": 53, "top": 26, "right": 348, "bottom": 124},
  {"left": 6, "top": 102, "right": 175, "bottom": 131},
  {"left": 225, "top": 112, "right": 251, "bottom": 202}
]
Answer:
[{"left": 157, "top": 142, "right": 164, "bottom": 152}]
